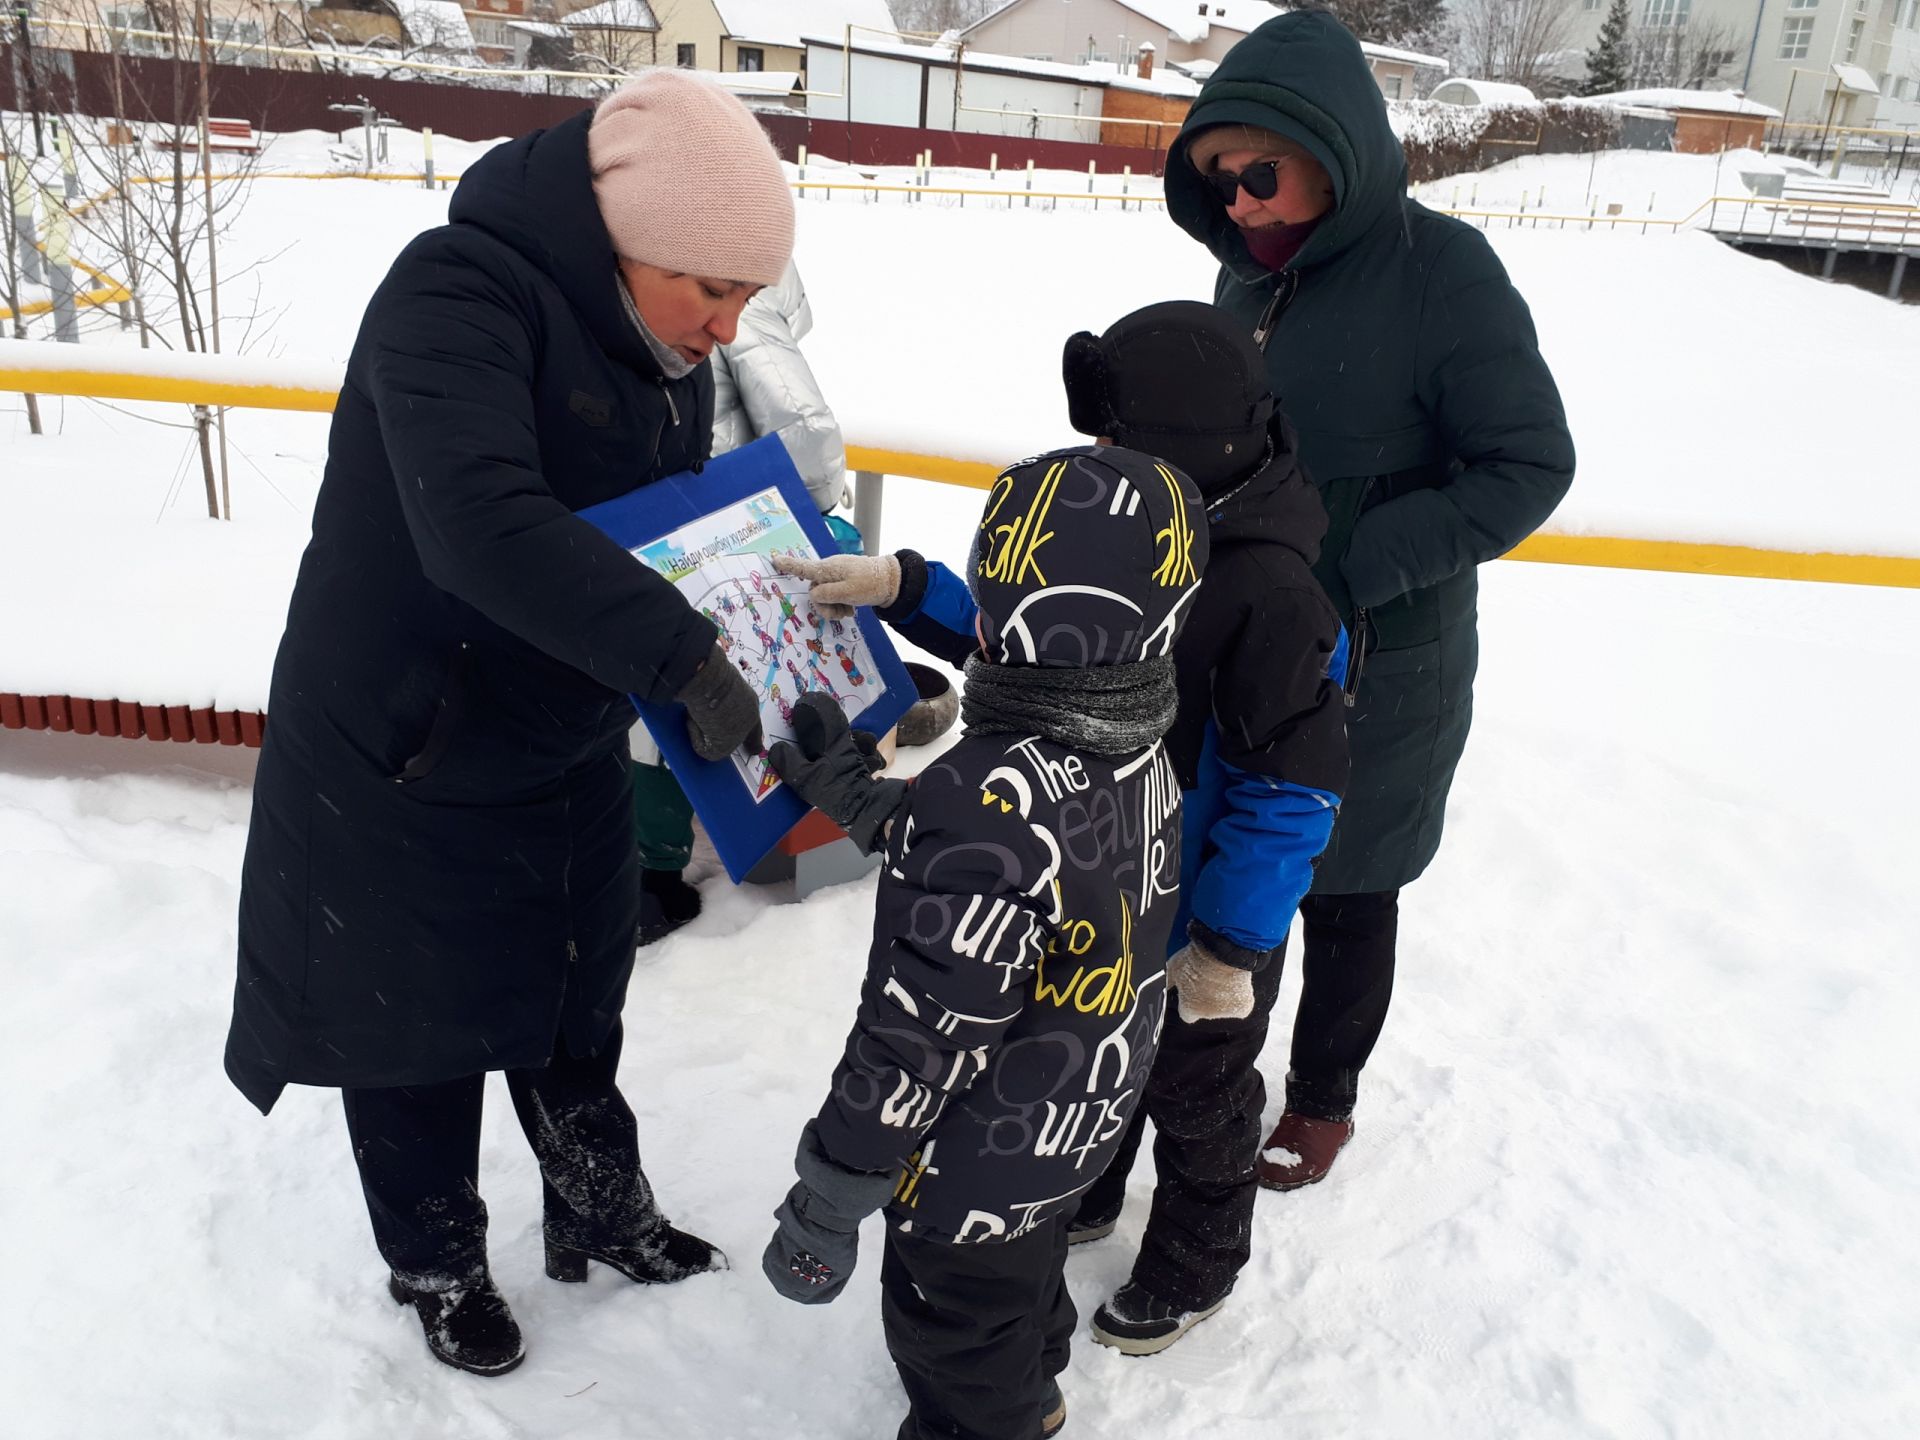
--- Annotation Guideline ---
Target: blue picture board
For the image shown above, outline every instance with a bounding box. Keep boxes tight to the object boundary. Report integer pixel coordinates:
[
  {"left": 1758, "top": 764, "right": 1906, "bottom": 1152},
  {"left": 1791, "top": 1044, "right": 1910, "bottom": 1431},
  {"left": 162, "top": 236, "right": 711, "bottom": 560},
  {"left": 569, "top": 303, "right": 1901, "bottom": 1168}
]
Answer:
[{"left": 577, "top": 436, "right": 917, "bottom": 883}]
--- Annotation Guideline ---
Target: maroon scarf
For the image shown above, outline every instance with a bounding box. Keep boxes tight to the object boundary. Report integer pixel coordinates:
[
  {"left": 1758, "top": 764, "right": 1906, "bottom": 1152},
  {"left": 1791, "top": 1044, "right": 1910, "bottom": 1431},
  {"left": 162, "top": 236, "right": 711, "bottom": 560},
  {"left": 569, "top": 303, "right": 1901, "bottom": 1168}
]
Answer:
[{"left": 1242, "top": 215, "right": 1325, "bottom": 272}]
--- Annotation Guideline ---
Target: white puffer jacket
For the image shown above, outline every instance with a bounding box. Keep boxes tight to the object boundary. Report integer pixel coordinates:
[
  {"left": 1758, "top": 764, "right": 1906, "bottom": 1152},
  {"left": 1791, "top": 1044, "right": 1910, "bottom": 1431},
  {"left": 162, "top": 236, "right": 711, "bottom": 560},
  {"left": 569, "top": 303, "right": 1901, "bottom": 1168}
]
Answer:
[{"left": 710, "top": 262, "right": 847, "bottom": 513}]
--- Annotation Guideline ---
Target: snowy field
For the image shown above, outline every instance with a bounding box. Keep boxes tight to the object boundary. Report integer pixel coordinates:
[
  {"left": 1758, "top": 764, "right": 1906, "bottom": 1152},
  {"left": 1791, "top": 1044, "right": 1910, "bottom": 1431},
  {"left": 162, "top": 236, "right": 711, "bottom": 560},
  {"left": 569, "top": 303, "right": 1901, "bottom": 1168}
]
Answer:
[
  {"left": 3, "top": 502, "right": 1917, "bottom": 1440},
  {"left": 3, "top": 140, "right": 1920, "bottom": 1437}
]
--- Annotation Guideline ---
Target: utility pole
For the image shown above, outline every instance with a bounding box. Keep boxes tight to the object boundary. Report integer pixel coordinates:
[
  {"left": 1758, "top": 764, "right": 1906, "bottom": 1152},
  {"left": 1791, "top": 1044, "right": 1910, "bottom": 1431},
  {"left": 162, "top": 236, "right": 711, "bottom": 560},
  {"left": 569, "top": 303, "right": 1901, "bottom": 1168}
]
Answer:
[{"left": 10, "top": 0, "right": 43, "bottom": 157}]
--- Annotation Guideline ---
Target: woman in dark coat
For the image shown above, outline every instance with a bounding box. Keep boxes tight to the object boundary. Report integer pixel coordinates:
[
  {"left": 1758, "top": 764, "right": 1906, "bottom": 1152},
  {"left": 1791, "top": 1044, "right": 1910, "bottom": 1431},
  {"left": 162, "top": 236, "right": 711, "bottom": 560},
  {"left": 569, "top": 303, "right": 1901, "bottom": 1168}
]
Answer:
[
  {"left": 1162, "top": 14, "right": 1576, "bottom": 1193},
  {"left": 223, "top": 71, "right": 791, "bottom": 1376}
]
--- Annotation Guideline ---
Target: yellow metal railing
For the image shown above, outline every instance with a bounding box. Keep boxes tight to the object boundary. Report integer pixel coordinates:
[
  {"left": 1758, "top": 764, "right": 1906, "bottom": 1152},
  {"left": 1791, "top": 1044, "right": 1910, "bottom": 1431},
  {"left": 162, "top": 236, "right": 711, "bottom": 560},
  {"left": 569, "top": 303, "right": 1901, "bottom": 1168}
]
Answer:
[{"left": 2, "top": 347, "right": 1915, "bottom": 590}]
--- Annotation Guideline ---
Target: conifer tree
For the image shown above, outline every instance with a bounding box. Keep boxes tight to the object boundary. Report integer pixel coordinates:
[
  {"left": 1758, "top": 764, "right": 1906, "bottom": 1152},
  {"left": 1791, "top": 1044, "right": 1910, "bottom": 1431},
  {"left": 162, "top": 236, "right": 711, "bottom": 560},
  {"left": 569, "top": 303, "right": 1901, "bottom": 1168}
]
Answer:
[{"left": 1583, "top": 0, "right": 1633, "bottom": 96}]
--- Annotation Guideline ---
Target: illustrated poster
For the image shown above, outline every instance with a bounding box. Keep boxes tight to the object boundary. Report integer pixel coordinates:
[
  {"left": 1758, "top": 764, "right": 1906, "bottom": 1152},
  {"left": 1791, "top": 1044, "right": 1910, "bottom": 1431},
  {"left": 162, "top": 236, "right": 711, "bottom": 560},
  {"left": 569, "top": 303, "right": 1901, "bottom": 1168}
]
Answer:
[{"left": 627, "top": 487, "right": 884, "bottom": 802}]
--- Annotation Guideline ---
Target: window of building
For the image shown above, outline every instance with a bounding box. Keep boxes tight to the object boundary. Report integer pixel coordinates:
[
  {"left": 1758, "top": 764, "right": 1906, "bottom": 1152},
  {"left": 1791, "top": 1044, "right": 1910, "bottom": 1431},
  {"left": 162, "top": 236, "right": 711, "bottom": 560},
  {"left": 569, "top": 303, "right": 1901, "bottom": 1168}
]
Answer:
[
  {"left": 1384, "top": 74, "right": 1404, "bottom": 98},
  {"left": 1583, "top": 0, "right": 1601, "bottom": 10},
  {"left": 737, "top": 46, "right": 765, "bottom": 71},
  {"left": 677, "top": 42, "right": 696, "bottom": 66},
  {"left": 1780, "top": 14, "right": 1815, "bottom": 56},
  {"left": 1643, "top": 0, "right": 1691, "bottom": 26},
  {"left": 100, "top": 4, "right": 165, "bottom": 54},
  {"left": 1845, "top": 15, "right": 1865, "bottom": 59},
  {"left": 1785, "top": 0, "right": 1817, "bottom": 10}
]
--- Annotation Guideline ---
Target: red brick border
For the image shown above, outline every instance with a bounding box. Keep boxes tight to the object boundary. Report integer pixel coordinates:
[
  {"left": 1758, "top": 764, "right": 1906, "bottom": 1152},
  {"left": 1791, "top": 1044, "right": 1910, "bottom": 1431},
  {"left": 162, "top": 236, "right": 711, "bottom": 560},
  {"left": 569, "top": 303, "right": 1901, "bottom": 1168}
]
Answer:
[{"left": 0, "top": 694, "right": 267, "bottom": 746}]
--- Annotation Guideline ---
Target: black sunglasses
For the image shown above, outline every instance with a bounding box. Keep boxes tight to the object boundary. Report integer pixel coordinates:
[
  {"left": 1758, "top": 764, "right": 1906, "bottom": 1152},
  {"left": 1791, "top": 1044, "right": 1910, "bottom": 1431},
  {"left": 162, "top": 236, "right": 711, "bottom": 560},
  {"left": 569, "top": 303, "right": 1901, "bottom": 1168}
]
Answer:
[{"left": 1205, "top": 159, "right": 1283, "bottom": 205}]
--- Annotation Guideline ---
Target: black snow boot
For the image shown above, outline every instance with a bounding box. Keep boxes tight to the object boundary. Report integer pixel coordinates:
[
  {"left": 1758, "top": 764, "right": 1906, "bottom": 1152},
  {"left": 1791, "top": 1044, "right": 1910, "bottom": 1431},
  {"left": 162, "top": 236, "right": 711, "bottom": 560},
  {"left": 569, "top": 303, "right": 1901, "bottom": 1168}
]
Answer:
[
  {"left": 1066, "top": 1196, "right": 1121, "bottom": 1246},
  {"left": 387, "top": 1270, "right": 525, "bottom": 1376},
  {"left": 545, "top": 1221, "right": 728, "bottom": 1286},
  {"left": 1041, "top": 1377, "right": 1068, "bottom": 1437},
  {"left": 637, "top": 867, "right": 702, "bottom": 946},
  {"left": 1089, "top": 1280, "right": 1227, "bottom": 1357}
]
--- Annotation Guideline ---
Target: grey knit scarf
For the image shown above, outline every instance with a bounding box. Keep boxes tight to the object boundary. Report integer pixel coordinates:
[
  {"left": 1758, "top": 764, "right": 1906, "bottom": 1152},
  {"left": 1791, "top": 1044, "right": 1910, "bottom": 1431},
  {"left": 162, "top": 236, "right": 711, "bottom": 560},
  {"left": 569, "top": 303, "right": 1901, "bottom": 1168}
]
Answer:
[
  {"left": 961, "top": 654, "right": 1177, "bottom": 756},
  {"left": 620, "top": 282, "right": 697, "bottom": 380}
]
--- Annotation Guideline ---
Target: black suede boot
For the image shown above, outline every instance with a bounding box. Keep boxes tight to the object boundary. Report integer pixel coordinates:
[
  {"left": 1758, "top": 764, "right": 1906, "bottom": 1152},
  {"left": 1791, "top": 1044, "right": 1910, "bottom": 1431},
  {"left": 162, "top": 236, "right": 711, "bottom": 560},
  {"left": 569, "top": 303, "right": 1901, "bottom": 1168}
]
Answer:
[
  {"left": 637, "top": 868, "right": 702, "bottom": 946},
  {"left": 387, "top": 1270, "right": 525, "bottom": 1376},
  {"left": 545, "top": 1220, "right": 728, "bottom": 1286}
]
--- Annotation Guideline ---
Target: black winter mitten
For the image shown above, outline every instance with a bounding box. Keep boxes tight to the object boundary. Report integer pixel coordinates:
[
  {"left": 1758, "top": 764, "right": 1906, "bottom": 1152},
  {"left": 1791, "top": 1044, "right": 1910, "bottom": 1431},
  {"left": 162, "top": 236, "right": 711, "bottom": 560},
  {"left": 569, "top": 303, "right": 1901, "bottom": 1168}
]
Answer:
[
  {"left": 676, "top": 644, "right": 764, "bottom": 761},
  {"left": 769, "top": 693, "right": 907, "bottom": 853},
  {"left": 760, "top": 1123, "right": 896, "bottom": 1306}
]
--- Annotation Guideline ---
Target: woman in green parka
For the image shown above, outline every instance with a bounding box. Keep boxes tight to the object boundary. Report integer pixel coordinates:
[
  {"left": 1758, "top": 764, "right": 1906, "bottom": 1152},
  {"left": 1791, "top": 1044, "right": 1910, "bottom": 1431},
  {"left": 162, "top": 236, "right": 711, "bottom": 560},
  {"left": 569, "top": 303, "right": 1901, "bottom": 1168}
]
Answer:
[{"left": 1163, "top": 13, "right": 1575, "bottom": 1193}]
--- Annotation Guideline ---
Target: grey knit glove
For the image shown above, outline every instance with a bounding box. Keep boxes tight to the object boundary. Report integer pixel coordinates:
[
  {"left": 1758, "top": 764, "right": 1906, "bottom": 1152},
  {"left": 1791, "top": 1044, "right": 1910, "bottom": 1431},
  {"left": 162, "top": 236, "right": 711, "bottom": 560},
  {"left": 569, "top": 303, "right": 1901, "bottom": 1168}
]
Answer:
[
  {"left": 675, "top": 643, "right": 763, "bottom": 761},
  {"left": 770, "top": 551, "right": 901, "bottom": 617},
  {"left": 768, "top": 693, "right": 907, "bottom": 854},
  {"left": 1166, "top": 930, "right": 1257, "bottom": 1024},
  {"left": 761, "top": 1123, "right": 896, "bottom": 1306}
]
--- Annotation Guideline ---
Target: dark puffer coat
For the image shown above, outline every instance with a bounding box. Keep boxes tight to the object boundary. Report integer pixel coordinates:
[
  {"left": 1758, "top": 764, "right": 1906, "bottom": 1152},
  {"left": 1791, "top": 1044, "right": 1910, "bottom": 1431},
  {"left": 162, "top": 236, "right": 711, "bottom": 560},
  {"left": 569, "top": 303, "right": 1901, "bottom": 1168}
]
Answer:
[
  {"left": 815, "top": 733, "right": 1185, "bottom": 1244},
  {"left": 1166, "top": 11, "right": 1576, "bottom": 893},
  {"left": 225, "top": 110, "right": 719, "bottom": 1113},
  {"left": 885, "top": 428, "right": 1346, "bottom": 962}
]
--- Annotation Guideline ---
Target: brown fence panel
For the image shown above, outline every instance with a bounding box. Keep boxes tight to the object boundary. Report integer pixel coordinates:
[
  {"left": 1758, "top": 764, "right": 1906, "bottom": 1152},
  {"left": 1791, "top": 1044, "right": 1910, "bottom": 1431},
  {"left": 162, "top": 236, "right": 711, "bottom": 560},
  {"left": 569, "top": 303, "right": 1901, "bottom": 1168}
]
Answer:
[
  {"left": 1, "top": 49, "right": 593, "bottom": 142},
  {"left": 763, "top": 113, "right": 1169, "bottom": 176},
  {"left": 3, "top": 51, "right": 1170, "bottom": 172}
]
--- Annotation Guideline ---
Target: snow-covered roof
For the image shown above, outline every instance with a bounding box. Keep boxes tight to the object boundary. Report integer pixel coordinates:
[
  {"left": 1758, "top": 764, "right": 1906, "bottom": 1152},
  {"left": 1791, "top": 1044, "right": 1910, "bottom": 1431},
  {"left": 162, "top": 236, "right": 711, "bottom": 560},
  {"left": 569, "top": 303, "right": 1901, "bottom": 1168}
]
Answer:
[
  {"left": 713, "top": 0, "right": 897, "bottom": 50},
  {"left": 715, "top": 70, "right": 802, "bottom": 95},
  {"left": 1361, "top": 40, "right": 1447, "bottom": 70},
  {"left": 801, "top": 31, "right": 1111, "bottom": 88},
  {"left": 506, "top": 20, "right": 571, "bottom": 39},
  {"left": 1831, "top": 63, "right": 1879, "bottom": 95},
  {"left": 1106, "top": 67, "right": 1203, "bottom": 98},
  {"left": 1431, "top": 78, "right": 1538, "bottom": 106},
  {"left": 390, "top": 0, "right": 475, "bottom": 50},
  {"left": 561, "top": 0, "right": 658, "bottom": 30},
  {"left": 1584, "top": 88, "right": 1782, "bottom": 118},
  {"left": 965, "top": 0, "right": 1279, "bottom": 47},
  {"left": 1112, "top": 0, "right": 1282, "bottom": 43}
]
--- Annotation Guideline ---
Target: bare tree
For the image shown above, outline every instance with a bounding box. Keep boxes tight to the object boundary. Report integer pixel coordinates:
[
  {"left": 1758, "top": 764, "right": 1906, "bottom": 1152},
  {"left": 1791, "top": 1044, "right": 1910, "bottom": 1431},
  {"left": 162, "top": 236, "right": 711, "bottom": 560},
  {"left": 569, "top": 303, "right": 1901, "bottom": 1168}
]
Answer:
[
  {"left": 1452, "top": 0, "right": 1578, "bottom": 90},
  {"left": 1306, "top": 0, "right": 1448, "bottom": 52},
  {"left": 885, "top": 0, "right": 999, "bottom": 37},
  {"left": 565, "top": 4, "right": 661, "bottom": 75},
  {"left": 2, "top": 117, "right": 46, "bottom": 435},
  {"left": 51, "top": 1, "right": 284, "bottom": 515},
  {"left": 1627, "top": 18, "right": 1741, "bottom": 90}
]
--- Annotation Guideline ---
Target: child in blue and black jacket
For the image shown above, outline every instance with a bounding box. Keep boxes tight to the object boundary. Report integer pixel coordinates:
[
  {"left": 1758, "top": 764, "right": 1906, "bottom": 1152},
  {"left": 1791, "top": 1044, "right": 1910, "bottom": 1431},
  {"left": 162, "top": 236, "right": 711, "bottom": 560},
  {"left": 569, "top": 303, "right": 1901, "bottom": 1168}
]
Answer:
[{"left": 774, "top": 300, "right": 1350, "bottom": 1358}]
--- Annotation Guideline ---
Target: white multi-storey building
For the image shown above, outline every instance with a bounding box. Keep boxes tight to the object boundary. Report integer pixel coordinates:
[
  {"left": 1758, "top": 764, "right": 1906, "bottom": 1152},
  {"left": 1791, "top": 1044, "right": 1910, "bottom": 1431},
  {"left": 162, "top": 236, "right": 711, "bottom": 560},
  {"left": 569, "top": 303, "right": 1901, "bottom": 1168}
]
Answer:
[{"left": 1558, "top": 0, "right": 1920, "bottom": 130}]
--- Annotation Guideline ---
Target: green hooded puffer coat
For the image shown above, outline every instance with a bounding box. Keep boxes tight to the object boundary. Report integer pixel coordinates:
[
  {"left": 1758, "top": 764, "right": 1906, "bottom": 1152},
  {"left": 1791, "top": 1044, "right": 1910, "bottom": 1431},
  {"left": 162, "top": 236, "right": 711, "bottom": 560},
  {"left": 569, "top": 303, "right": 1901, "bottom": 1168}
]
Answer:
[{"left": 1167, "top": 11, "right": 1576, "bottom": 893}]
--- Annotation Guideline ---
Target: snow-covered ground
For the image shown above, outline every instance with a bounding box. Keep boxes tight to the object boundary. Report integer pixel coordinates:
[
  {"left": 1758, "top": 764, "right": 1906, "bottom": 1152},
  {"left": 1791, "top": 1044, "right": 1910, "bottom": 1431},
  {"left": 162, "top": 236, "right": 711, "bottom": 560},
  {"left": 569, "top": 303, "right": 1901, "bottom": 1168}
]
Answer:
[
  {"left": 3, "top": 498, "right": 1918, "bottom": 1439},
  {"left": 3, "top": 141, "right": 1919, "bottom": 1437}
]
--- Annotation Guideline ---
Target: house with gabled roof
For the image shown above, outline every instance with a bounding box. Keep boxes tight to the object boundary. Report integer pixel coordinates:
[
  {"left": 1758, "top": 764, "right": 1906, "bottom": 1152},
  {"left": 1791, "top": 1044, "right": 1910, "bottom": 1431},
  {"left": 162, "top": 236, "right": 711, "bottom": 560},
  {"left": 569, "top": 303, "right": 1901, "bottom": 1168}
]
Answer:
[
  {"left": 961, "top": 0, "right": 1286, "bottom": 69},
  {"left": 642, "top": 0, "right": 897, "bottom": 76}
]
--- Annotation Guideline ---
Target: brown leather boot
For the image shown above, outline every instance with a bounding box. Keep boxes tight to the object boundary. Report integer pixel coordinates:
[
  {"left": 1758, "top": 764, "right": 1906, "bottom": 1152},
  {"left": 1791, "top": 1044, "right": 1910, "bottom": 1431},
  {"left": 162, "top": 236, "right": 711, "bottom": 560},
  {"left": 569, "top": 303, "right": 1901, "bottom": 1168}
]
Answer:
[{"left": 1257, "top": 1112, "right": 1354, "bottom": 1191}]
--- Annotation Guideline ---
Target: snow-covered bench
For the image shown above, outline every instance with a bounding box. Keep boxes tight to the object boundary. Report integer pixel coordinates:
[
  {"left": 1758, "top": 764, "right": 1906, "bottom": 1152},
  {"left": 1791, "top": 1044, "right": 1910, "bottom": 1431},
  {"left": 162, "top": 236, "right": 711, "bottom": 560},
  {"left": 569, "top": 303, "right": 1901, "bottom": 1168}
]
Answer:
[{"left": 153, "top": 118, "right": 260, "bottom": 155}]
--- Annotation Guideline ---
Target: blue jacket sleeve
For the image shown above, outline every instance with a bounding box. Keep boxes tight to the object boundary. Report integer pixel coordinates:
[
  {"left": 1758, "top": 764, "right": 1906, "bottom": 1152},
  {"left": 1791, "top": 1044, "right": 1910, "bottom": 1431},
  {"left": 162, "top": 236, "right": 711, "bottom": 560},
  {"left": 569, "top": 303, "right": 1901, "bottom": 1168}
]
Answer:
[
  {"left": 1190, "top": 755, "right": 1340, "bottom": 958},
  {"left": 876, "top": 552, "right": 979, "bottom": 669},
  {"left": 1190, "top": 606, "right": 1349, "bottom": 963}
]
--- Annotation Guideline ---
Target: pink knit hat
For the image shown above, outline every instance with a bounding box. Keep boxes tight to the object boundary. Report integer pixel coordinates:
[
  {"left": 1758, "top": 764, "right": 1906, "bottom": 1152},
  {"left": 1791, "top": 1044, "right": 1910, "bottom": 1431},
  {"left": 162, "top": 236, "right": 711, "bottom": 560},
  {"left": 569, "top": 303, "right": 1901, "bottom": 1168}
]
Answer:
[{"left": 587, "top": 71, "right": 795, "bottom": 287}]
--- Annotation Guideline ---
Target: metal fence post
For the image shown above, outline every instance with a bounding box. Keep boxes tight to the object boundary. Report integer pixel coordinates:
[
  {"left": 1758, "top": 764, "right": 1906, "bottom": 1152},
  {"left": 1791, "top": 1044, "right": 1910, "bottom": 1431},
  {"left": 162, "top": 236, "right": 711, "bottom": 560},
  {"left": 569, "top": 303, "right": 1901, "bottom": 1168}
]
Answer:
[
  {"left": 41, "top": 185, "right": 78, "bottom": 343},
  {"left": 6, "top": 150, "right": 42, "bottom": 287},
  {"left": 853, "top": 469, "right": 884, "bottom": 555}
]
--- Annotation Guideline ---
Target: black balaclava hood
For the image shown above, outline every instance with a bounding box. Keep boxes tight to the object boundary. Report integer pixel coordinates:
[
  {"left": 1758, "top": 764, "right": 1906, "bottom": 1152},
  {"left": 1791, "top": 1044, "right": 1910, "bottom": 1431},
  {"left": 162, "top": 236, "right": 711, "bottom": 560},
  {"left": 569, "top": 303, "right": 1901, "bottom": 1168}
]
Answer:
[{"left": 1062, "top": 299, "right": 1275, "bottom": 497}]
